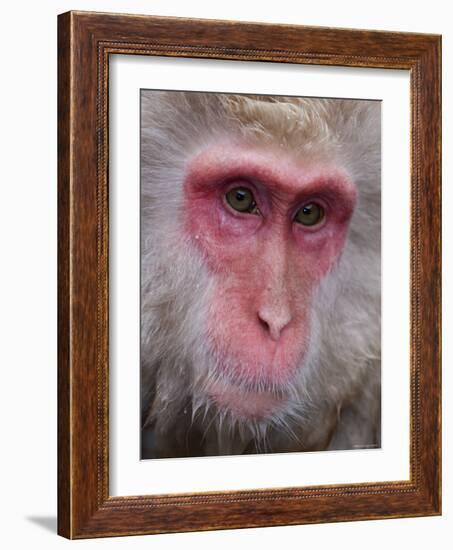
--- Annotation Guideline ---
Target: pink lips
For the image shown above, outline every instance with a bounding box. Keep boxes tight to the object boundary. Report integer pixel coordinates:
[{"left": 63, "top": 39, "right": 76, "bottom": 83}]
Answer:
[{"left": 207, "top": 379, "right": 285, "bottom": 419}]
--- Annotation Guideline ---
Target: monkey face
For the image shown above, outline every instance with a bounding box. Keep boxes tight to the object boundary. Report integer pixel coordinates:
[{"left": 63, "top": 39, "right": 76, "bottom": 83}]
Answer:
[
  {"left": 140, "top": 92, "right": 381, "bottom": 456},
  {"left": 184, "top": 144, "right": 357, "bottom": 418}
]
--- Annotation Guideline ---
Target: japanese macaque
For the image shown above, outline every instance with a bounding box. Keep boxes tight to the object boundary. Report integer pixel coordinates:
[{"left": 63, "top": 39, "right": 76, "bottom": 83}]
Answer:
[{"left": 140, "top": 91, "right": 381, "bottom": 458}]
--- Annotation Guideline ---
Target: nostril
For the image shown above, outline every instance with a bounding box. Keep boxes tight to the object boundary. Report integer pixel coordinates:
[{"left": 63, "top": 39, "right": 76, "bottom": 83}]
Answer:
[{"left": 258, "top": 316, "right": 270, "bottom": 333}]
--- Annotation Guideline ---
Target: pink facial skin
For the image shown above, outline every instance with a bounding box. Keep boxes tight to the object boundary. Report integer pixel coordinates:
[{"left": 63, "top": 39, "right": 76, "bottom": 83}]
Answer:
[{"left": 184, "top": 144, "right": 357, "bottom": 418}]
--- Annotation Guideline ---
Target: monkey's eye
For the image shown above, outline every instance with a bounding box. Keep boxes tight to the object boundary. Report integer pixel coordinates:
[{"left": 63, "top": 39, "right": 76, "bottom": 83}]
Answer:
[
  {"left": 225, "top": 187, "right": 258, "bottom": 214},
  {"left": 294, "top": 202, "right": 325, "bottom": 227}
]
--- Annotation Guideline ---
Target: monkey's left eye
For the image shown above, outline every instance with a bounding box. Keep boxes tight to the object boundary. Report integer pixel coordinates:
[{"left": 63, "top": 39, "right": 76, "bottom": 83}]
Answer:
[
  {"left": 225, "top": 187, "right": 258, "bottom": 214},
  {"left": 294, "top": 202, "right": 325, "bottom": 227}
]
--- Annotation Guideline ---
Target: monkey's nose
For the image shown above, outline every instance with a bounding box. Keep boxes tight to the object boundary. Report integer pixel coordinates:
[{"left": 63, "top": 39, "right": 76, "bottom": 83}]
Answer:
[{"left": 257, "top": 305, "right": 292, "bottom": 341}]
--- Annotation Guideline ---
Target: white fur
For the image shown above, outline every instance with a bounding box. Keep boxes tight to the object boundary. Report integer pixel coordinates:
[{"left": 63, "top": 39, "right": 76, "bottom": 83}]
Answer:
[{"left": 140, "top": 91, "right": 381, "bottom": 457}]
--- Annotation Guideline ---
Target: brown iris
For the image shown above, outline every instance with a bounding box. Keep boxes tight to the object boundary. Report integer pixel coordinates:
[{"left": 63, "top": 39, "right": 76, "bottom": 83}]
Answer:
[
  {"left": 294, "top": 202, "right": 325, "bottom": 226},
  {"left": 225, "top": 187, "right": 258, "bottom": 214}
]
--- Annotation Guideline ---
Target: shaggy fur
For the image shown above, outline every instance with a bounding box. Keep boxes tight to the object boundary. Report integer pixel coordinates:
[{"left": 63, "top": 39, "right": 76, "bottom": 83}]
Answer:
[{"left": 140, "top": 91, "right": 381, "bottom": 458}]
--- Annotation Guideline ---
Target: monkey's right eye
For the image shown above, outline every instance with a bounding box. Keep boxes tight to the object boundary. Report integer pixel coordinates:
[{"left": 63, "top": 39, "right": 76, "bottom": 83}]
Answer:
[{"left": 225, "top": 187, "right": 258, "bottom": 214}]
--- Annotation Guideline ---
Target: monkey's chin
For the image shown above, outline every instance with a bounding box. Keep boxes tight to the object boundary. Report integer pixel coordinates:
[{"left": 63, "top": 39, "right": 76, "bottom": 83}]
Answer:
[{"left": 207, "top": 380, "right": 286, "bottom": 420}]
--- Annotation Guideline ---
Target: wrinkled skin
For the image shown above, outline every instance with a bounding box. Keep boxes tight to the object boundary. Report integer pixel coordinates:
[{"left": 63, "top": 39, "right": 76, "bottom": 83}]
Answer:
[{"left": 140, "top": 92, "right": 381, "bottom": 458}]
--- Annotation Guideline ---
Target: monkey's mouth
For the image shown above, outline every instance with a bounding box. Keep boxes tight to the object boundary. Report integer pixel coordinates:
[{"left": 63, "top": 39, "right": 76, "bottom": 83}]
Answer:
[{"left": 206, "top": 379, "right": 287, "bottom": 420}]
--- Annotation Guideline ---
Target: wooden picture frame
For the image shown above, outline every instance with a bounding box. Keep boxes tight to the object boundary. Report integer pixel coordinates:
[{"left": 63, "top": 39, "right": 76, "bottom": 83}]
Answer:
[{"left": 58, "top": 10, "right": 441, "bottom": 539}]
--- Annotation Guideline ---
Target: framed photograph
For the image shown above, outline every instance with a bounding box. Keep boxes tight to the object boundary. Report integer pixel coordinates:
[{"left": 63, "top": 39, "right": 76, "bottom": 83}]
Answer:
[{"left": 58, "top": 11, "right": 441, "bottom": 539}]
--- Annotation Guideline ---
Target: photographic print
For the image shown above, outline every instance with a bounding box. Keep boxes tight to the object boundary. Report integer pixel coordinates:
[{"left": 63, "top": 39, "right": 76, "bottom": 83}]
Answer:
[
  {"left": 58, "top": 11, "right": 441, "bottom": 538},
  {"left": 140, "top": 91, "right": 381, "bottom": 459}
]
